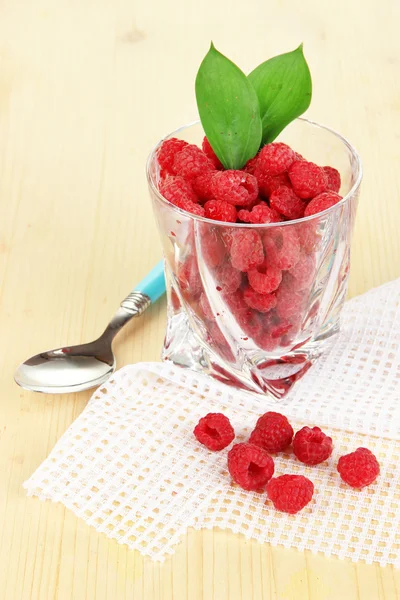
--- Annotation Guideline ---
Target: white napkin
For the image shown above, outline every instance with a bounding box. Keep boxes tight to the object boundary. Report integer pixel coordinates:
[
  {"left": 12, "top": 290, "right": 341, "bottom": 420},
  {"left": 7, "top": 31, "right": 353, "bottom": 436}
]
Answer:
[{"left": 24, "top": 279, "right": 400, "bottom": 565}]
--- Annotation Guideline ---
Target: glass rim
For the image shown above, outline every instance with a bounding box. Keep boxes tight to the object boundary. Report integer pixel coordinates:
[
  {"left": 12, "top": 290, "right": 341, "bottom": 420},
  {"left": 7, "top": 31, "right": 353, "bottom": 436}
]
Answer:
[{"left": 146, "top": 117, "right": 363, "bottom": 228}]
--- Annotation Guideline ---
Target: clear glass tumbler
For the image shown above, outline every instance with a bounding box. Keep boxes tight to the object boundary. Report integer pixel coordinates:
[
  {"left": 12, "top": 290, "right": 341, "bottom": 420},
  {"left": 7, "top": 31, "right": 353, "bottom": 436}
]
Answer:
[{"left": 147, "top": 119, "right": 362, "bottom": 398}]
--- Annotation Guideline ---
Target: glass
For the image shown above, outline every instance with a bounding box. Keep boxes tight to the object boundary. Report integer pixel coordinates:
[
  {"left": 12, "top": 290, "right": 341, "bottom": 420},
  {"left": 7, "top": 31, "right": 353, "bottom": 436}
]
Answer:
[{"left": 147, "top": 119, "right": 362, "bottom": 398}]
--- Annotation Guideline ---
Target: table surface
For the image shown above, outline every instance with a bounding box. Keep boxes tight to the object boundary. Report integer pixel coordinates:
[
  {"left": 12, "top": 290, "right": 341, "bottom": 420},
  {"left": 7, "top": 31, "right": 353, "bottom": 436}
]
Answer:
[{"left": 1, "top": 0, "right": 400, "bottom": 598}]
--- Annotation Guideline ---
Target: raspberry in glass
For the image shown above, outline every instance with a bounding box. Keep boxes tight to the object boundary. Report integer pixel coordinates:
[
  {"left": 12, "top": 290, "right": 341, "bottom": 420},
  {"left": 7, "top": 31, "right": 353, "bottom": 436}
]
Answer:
[
  {"left": 256, "top": 142, "right": 296, "bottom": 176},
  {"left": 204, "top": 199, "right": 238, "bottom": 223},
  {"left": 247, "top": 260, "right": 282, "bottom": 294},
  {"left": 230, "top": 229, "right": 264, "bottom": 271},
  {"left": 215, "top": 261, "right": 242, "bottom": 293},
  {"left": 269, "top": 186, "right": 307, "bottom": 220},
  {"left": 255, "top": 170, "right": 291, "bottom": 199},
  {"left": 228, "top": 443, "right": 275, "bottom": 491},
  {"left": 192, "top": 171, "right": 217, "bottom": 202},
  {"left": 202, "top": 137, "right": 224, "bottom": 169},
  {"left": 304, "top": 191, "right": 342, "bottom": 217},
  {"left": 263, "top": 228, "right": 300, "bottom": 270},
  {"left": 160, "top": 175, "right": 198, "bottom": 206},
  {"left": 194, "top": 413, "right": 235, "bottom": 451},
  {"left": 288, "top": 160, "right": 328, "bottom": 199},
  {"left": 201, "top": 229, "right": 226, "bottom": 268},
  {"left": 323, "top": 166, "right": 341, "bottom": 193},
  {"left": 243, "top": 286, "right": 277, "bottom": 312},
  {"left": 238, "top": 202, "right": 281, "bottom": 224},
  {"left": 177, "top": 257, "right": 203, "bottom": 297},
  {"left": 173, "top": 144, "right": 215, "bottom": 180},
  {"left": 212, "top": 170, "right": 259, "bottom": 206},
  {"left": 157, "top": 138, "right": 189, "bottom": 173},
  {"left": 288, "top": 252, "right": 316, "bottom": 290}
]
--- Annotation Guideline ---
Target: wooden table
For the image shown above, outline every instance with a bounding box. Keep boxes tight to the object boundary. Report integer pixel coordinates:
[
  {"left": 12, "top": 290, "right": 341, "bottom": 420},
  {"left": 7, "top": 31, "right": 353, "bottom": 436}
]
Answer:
[{"left": 1, "top": 1, "right": 399, "bottom": 598}]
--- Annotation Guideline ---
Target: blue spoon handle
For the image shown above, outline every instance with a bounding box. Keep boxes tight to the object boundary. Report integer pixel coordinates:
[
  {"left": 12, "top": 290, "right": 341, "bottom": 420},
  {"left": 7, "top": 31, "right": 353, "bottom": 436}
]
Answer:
[{"left": 133, "top": 260, "right": 166, "bottom": 303}]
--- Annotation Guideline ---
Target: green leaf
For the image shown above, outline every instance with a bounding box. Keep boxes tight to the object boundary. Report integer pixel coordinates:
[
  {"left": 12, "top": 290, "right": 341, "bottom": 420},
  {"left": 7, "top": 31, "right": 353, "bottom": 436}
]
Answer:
[
  {"left": 248, "top": 44, "right": 312, "bottom": 145},
  {"left": 195, "top": 43, "right": 262, "bottom": 170}
]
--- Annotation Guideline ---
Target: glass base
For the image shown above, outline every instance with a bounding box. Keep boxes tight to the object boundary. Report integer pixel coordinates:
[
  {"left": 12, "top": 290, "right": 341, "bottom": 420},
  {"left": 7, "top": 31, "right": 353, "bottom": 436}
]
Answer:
[{"left": 162, "top": 311, "right": 339, "bottom": 399}]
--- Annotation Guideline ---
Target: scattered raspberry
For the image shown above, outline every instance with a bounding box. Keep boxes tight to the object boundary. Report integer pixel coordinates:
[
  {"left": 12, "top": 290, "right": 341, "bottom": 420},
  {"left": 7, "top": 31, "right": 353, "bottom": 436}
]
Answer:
[
  {"left": 230, "top": 229, "right": 264, "bottom": 271},
  {"left": 243, "top": 286, "right": 277, "bottom": 312},
  {"left": 337, "top": 448, "right": 380, "bottom": 489},
  {"left": 199, "top": 292, "right": 214, "bottom": 320},
  {"left": 192, "top": 171, "right": 216, "bottom": 202},
  {"left": 215, "top": 261, "right": 242, "bottom": 293},
  {"left": 255, "top": 170, "right": 291, "bottom": 199},
  {"left": 159, "top": 175, "right": 198, "bottom": 206},
  {"left": 194, "top": 413, "right": 235, "bottom": 451},
  {"left": 257, "top": 143, "right": 296, "bottom": 176},
  {"left": 157, "top": 138, "right": 189, "bottom": 173},
  {"left": 288, "top": 161, "right": 327, "bottom": 199},
  {"left": 212, "top": 170, "right": 259, "bottom": 206},
  {"left": 288, "top": 252, "right": 315, "bottom": 290},
  {"left": 228, "top": 443, "right": 275, "bottom": 491},
  {"left": 266, "top": 475, "right": 314, "bottom": 514},
  {"left": 304, "top": 191, "right": 342, "bottom": 217},
  {"left": 204, "top": 199, "right": 237, "bottom": 223},
  {"left": 263, "top": 228, "right": 300, "bottom": 270},
  {"left": 238, "top": 202, "right": 281, "bottom": 224},
  {"left": 177, "top": 257, "right": 203, "bottom": 297},
  {"left": 276, "top": 274, "right": 305, "bottom": 319},
  {"left": 250, "top": 412, "right": 294, "bottom": 453},
  {"left": 323, "top": 166, "right": 341, "bottom": 193},
  {"left": 244, "top": 155, "right": 259, "bottom": 175},
  {"left": 270, "top": 186, "right": 307, "bottom": 220},
  {"left": 247, "top": 260, "right": 282, "bottom": 294},
  {"left": 202, "top": 137, "right": 224, "bottom": 169},
  {"left": 200, "top": 230, "right": 226, "bottom": 268},
  {"left": 293, "top": 426, "right": 333, "bottom": 465},
  {"left": 173, "top": 144, "right": 215, "bottom": 180}
]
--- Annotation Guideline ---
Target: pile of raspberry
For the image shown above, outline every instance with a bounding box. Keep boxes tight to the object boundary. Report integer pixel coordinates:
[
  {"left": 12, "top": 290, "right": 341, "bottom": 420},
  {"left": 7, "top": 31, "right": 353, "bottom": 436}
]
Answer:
[
  {"left": 157, "top": 137, "right": 343, "bottom": 355},
  {"left": 157, "top": 137, "right": 342, "bottom": 222},
  {"left": 193, "top": 411, "right": 380, "bottom": 515}
]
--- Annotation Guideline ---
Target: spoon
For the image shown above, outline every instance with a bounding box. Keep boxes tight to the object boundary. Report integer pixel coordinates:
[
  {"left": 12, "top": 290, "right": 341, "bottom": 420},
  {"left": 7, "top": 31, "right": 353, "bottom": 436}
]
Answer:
[{"left": 14, "top": 261, "right": 166, "bottom": 394}]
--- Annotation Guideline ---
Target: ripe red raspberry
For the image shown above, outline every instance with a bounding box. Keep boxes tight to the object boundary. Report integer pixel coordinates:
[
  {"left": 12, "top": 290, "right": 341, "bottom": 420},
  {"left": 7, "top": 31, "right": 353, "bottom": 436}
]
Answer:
[
  {"left": 192, "top": 171, "right": 216, "bottom": 202},
  {"left": 215, "top": 261, "right": 242, "bottom": 293},
  {"left": 157, "top": 138, "right": 189, "bottom": 173},
  {"left": 194, "top": 413, "right": 235, "bottom": 451},
  {"left": 200, "top": 230, "right": 226, "bottom": 268},
  {"left": 266, "top": 475, "right": 314, "bottom": 514},
  {"left": 255, "top": 170, "right": 291, "bottom": 199},
  {"left": 270, "top": 186, "right": 307, "bottom": 220},
  {"left": 249, "top": 412, "right": 294, "bottom": 452},
  {"left": 323, "top": 166, "right": 341, "bottom": 193},
  {"left": 244, "top": 155, "right": 259, "bottom": 175},
  {"left": 304, "top": 191, "right": 343, "bottom": 217},
  {"left": 228, "top": 443, "right": 275, "bottom": 491},
  {"left": 293, "top": 426, "right": 333, "bottom": 465},
  {"left": 288, "top": 252, "right": 315, "bottom": 290},
  {"left": 257, "top": 143, "right": 296, "bottom": 176},
  {"left": 212, "top": 170, "right": 259, "bottom": 206},
  {"left": 177, "top": 257, "right": 203, "bottom": 297},
  {"left": 276, "top": 274, "right": 305, "bottom": 319},
  {"left": 204, "top": 199, "right": 237, "bottom": 223},
  {"left": 160, "top": 175, "right": 198, "bottom": 206},
  {"left": 263, "top": 228, "right": 300, "bottom": 270},
  {"left": 297, "top": 222, "right": 319, "bottom": 254},
  {"left": 202, "top": 137, "right": 224, "bottom": 169},
  {"left": 270, "top": 318, "right": 293, "bottom": 339},
  {"left": 186, "top": 203, "right": 206, "bottom": 217},
  {"left": 243, "top": 286, "right": 277, "bottom": 313},
  {"left": 238, "top": 202, "right": 281, "bottom": 224},
  {"left": 173, "top": 144, "right": 215, "bottom": 180},
  {"left": 230, "top": 229, "right": 264, "bottom": 271},
  {"left": 247, "top": 260, "right": 282, "bottom": 294},
  {"left": 288, "top": 161, "right": 328, "bottom": 199},
  {"left": 337, "top": 448, "right": 380, "bottom": 489}
]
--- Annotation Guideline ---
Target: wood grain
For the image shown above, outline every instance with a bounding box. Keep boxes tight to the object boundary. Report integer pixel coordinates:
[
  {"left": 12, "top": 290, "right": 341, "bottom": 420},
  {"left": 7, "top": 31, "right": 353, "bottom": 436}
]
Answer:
[{"left": 0, "top": 0, "right": 399, "bottom": 598}]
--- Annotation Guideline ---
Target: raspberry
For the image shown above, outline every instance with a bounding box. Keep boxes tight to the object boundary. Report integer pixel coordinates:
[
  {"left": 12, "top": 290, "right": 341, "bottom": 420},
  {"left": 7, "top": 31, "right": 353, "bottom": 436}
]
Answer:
[
  {"left": 243, "top": 286, "right": 277, "bottom": 312},
  {"left": 263, "top": 228, "right": 300, "bottom": 270},
  {"left": 304, "top": 191, "right": 342, "bottom": 217},
  {"left": 337, "top": 448, "right": 380, "bottom": 489},
  {"left": 288, "top": 161, "right": 328, "bottom": 199},
  {"left": 323, "top": 166, "right": 341, "bottom": 193},
  {"left": 249, "top": 412, "right": 294, "bottom": 452},
  {"left": 173, "top": 144, "right": 215, "bottom": 180},
  {"left": 244, "top": 155, "right": 259, "bottom": 175},
  {"left": 194, "top": 413, "right": 235, "bottom": 451},
  {"left": 192, "top": 171, "right": 216, "bottom": 202},
  {"left": 288, "top": 252, "right": 315, "bottom": 290},
  {"left": 230, "top": 229, "right": 264, "bottom": 271},
  {"left": 208, "top": 324, "right": 235, "bottom": 362},
  {"left": 199, "top": 292, "right": 214, "bottom": 320},
  {"left": 270, "top": 186, "right": 306, "bottom": 220},
  {"left": 276, "top": 274, "right": 305, "bottom": 319},
  {"left": 157, "top": 138, "right": 189, "bottom": 173},
  {"left": 297, "top": 222, "right": 319, "bottom": 254},
  {"left": 254, "top": 330, "right": 280, "bottom": 351},
  {"left": 257, "top": 143, "right": 296, "bottom": 176},
  {"left": 293, "top": 426, "right": 333, "bottom": 465},
  {"left": 266, "top": 475, "right": 314, "bottom": 514},
  {"left": 247, "top": 260, "right": 282, "bottom": 294},
  {"left": 270, "top": 318, "right": 293, "bottom": 338},
  {"left": 228, "top": 443, "right": 274, "bottom": 491},
  {"left": 212, "top": 170, "right": 259, "bottom": 206},
  {"left": 255, "top": 170, "right": 291, "bottom": 199},
  {"left": 177, "top": 257, "right": 203, "bottom": 297},
  {"left": 215, "top": 261, "right": 242, "bottom": 293},
  {"left": 186, "top": 203, "right": 206, "bottom": 217},
  {"left": 200, "top": 230, "right": 226, "bottom": 268},
  {"left": 160, "top": 176, "right": 198, "bottom": 206},
  {"left": 202, "top": 137, "right": 224, "bottom": 169},
  {"left": 238, "top": 202, "right": 281, "bottom": 224},
  {"left": 204, "top": 199, "right": 238, "bottom": 223}
]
